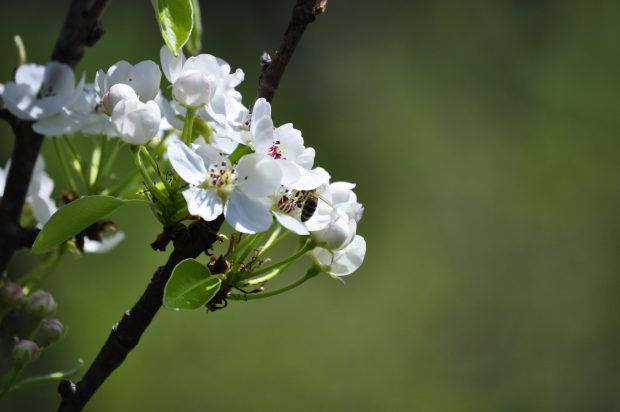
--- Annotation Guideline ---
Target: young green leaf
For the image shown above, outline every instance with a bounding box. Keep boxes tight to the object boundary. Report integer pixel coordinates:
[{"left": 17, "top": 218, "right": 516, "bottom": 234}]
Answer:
[
  {"left": 185, "top": 0, "right": 203, "bottom": 55},
  {"left": 164, "top": 258, "right": 221, "bottom": 310},
  {"left": 32, "top": 196, "right": 125, "bottom": 254},
  {"left": 153, "top": 0, "right": 194, "bottom": 57}
]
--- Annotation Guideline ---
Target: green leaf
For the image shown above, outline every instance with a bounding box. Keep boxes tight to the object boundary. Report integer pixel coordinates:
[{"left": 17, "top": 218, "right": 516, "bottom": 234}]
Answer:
[
  {"left": 164, "top": 259, "right": 221, "bottom": 310},
  {"left": 185, "top": 0, "right": 203, "bottom": 55},
  {"left": 154, "top": 0, "right": 194, "bottom": 57},
  {"left": 32, "top": 196, "right": 125, "bottom": 254}
]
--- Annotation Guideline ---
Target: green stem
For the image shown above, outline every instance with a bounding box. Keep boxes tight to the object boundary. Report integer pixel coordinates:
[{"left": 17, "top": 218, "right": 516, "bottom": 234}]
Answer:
[
  {"left": 258, "top": 228, "right": 290, "bottom": 258},
  {"left": 0, "top": 366, "right": 22, "bottom": 400},
  {"left": 140, "top": 146, "right": 172, "bottom": 193},
  {"left": 231, "top": 232, "right": 266, "bottom": 274},
  {"left": 20, "top": 246, "right": 66, "bottom": 294},
  {"left": 242, "top": 241, "right": 314, "bottom": 279},
  {"left": 89, "top": 134, "right": 107, "bottom": 189},
  {"left": 99, "top": 138, "right": 121, "bottom": 182},
  {"left": 132, "top": 148, "right": 167, "bottom": 205},
  {"left": 229, "top": 266, "right": 319, "bottom": 301},
  {"left": 181, "top": 108, "right": 197, "bottom": 144},
  {"left": 9, "top": 359, "right": 84, "bottom": 393},
  {"left": 29, "top": 319, "right": 43, "bottom": 340},
  {"left": 52, "top": 138, "right": 79, "bottom": 194},
  {"left": 62, "top": 136, "right": 90, "bottom": 193}
]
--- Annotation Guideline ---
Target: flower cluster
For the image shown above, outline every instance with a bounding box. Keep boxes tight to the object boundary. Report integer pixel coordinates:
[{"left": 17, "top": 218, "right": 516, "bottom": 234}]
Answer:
[{"left": 0, "top": 45, "right": 366, "bottom": 277}]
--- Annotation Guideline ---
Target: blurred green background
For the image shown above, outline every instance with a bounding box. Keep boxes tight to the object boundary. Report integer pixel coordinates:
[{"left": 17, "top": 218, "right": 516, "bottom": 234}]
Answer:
[{"left": 2, "top": 0, "right": 620, "bottom": 410}]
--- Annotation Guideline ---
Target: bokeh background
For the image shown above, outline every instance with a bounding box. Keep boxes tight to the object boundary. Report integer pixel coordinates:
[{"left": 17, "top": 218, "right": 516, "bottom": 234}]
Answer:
[{"left": 2, "top": 0, "right": 620, "bottom": 410}]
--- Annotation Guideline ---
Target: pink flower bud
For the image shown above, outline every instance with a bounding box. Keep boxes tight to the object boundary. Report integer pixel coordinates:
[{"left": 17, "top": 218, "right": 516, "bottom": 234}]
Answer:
[
  {"left": 0, "top": 281, "right": 23, "bottom": 307},
  {"left": 102, "top": 83, "right": 138, "bottom": 114},
  {"left": 172, "top": 70, "right": 211, "bottom": 107},
  {"left": 40, "top": 318, "right": 65, "bottom": 345},
  {"left": 12, "top": 339, "right": 40, "bottom": 365},
  {"left": 25, "top": 290, "right": 57, "bottom": 318}
]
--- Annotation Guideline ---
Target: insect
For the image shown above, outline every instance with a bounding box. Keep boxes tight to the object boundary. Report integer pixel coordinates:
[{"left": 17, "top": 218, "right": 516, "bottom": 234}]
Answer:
[{"left": 295, "top": 190, "right": 332, "bottom": 222}]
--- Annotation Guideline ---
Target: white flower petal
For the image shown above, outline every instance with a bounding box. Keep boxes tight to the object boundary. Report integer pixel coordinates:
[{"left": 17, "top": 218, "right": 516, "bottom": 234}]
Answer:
[
  {"left": 224, "top": 191, "right": 272, "bottom": 234},
  {"left": 296, "top": 147, "right": 315, "bottom": 169},
  {"left": 273, "top": 211, "right": 309, "bottom": 235},
  {"left": 236, "top": 153, "right": 282, "bottom": 198},
  {"left": 42, "top": 62, "right": 75, "bottom": 103},
  {"left": 111, "top": 99, "right": 161, "bottom": 145},
  {"left": 33, "top": 110, "right": 84, "bottom": 136},
  {"left": 128, "top": 60, "right": 161, "bottom": 101},
  {"left": 160, "top": 45, "right": 186, "bottom": 83},
  {"left": 183, "top": 186, "right": 223, "bottom": 221},
  {"left": 286, "top": 166, "right": 330, "bottom": 191},
  {"left": 2, "top": 83, "right": 36, "bottom": 120},
  {"left": 83, "top": 231, "right": 126, "bottom": 254},
  {"left": 183, "top": 54, "right": 222, "bottom": 78},
  {"left": 106, "top": 61, "right": 132, "bottom": 87},
  {"left": 167, "top": 140, "right": 207, "bottom": 185},
  {"left": 328, "top": 235, "right": 366, "bottom": 276},
  {"left": 274, "top": 123, "right": 304, "bottom": 161},
  {"left": 15, "top": 64, "right": 44, "bottom": 94}
]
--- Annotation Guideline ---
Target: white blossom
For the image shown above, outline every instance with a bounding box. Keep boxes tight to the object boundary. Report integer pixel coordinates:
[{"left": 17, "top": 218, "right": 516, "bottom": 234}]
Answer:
[
  {"left": 95, "top": 60, "right": 161, "bottom": 102},
  {"left": 312, "top": 235, "right": 366, "bottom": 277},
  {"left": 1, "top": 62, "right": 82, "bottom": 122},
  {"left": 167, "top": 139, "right": 282, "bottom": 233},
  {"left": 111, "top": 98, "right": 161, "bottom": 145}
]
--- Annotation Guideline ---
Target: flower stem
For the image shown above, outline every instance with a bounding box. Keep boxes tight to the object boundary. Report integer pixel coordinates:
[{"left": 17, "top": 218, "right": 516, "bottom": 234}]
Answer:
[
  {"left": 229, "top": 266, "right": 320, "bottom": 301},
  {"left": 231, "top": 232, "right": 266, "bottom": 275},
  {"left": 52, "top": 138, "right": 79, "bottom": 194},
  {"left": 140, "top": 146, "right": 172, "bottom": 193},
  {"left": 0, "top": 366, "right": 22, "bottom": 400},
  {"left": 19, "top": 247, "right": 66, "bottom": 294},
  {"left": 258, "top": 227, "right": 290, "bottom": 257},
  {"left": 242, "top": 240, "right": 314, "bottom": 280},
  {"left": 181, "top": 108, "right": 196, "bottom": 144},
  {"left": 89, "top": 134, "right": 107, "bottom": 190},
  {"left": 132, "top": 148, "right": 167, "bottom": 205},
  {"left": 62, "top": 136, "right": 90, "bottom": 193}
]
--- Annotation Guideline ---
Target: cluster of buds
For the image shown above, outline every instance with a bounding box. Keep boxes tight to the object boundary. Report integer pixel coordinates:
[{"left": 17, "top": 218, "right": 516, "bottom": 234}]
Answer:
[{"left": 0, "top": 284, "right": 65, "bottom": 369}]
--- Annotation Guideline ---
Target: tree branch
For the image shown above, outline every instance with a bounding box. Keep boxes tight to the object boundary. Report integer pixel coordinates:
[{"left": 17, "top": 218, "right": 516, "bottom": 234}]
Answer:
[
  {"left": 57, "top": 217, "right": 223, "bottom": 412},
  {"left": 257, "top": 0, "right": 328, "bottom": 102},
  {"left": 56, "top": 1, "right": 330, "bottom": 409},
  {"left": 0, "top": 0, "right": 110, "bottom": 274}
]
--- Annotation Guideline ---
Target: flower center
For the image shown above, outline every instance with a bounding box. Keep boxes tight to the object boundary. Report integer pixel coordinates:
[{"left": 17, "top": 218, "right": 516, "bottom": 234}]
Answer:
[
  {"left": 204, "top": 161, "right": 237, "bottom": 195},
  {"left": 268, "top": 140, "right": 287, "bottom": 160}
]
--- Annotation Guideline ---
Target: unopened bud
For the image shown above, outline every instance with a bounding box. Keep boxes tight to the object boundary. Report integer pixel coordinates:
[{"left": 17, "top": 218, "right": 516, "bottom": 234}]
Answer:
[
  {"left": 12, "top": 339, "right": 40, "bottom": 365},
  {"left": 40, "top": 318, "right": 65, "bottom": 345},
  {"left": 172, "top": 70, "right": 211, "bottom": 108},
  {"left": 102, "top": 83, "right": 138, "bottom": 115},
  {"left": 0, "top": 281, "right": 23, "bottom": 307},
  {"left": 25, "top": 290, "right": 57, "bottom": 318}
]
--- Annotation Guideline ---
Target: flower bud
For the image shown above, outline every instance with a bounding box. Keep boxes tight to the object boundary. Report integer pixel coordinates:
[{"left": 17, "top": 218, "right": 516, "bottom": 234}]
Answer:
[
  {"left": 102, "top": 83, "right": 138, "bottom": 115},
  {"left": 172, "top": 70, "right": 211, "bottom": 108},
  {"left": 25, "top": 290, "right": 57, "bottom": 318},
  {"left": 40, "top": 318, "right": 65, "bottom": 345},
  {"left": 0, "top": 281, "right": 24, "bottom": 307},
  {"left": 111, "top": 99, "right": 161, "bottom": 145},
  {"left": 311, "top": 209, "right": 357, "bottom": 251},
  {"left": 12, "top": 339, "right": 40, "bottom": 365}
]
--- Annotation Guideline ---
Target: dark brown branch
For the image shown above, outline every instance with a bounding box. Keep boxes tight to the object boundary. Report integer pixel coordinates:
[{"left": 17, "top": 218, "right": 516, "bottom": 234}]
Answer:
[
  {"left": 257, "top": 0, "right": 328, "bottom": 102},
  {"left": 57, "top": 217, "right": 223, "bottom": 412},
  {"left": 0, "top": 0, "right": 110, "bottom": 274}
]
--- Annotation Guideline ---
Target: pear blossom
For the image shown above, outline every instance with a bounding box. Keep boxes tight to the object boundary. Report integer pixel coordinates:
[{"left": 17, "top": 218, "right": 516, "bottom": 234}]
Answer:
[
  {"left": 312, "top": 235, "right": 366, "bottom": 277},
  {"left": 160, "top": 45, "right": 244, "bottom": 109},
  {"left": 310, "top": 182, "right": 364, "bottom": 250},
  {"left": 94, "top": 60, "right": 161, "bottom": 102},
  {"left": 1, "top": 62, "right": 83, "bottom": 122},
  {"left": 111, "top": 98, "right": 161, "bottom": 145},
  {"left": 235, "top": 98, "right": 322, "bottom": 190},
  {"left": 167, "top": 139, "right": 282, "bottom": 233}
]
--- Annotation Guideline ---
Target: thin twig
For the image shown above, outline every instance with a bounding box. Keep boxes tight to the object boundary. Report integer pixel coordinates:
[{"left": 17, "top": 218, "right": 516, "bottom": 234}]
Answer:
[
  {"left": 257, "top": 0, "right": 328, "bottom": 102},
  {"left": 57, "top": 218, "right": 223, "bottom": 412}
]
